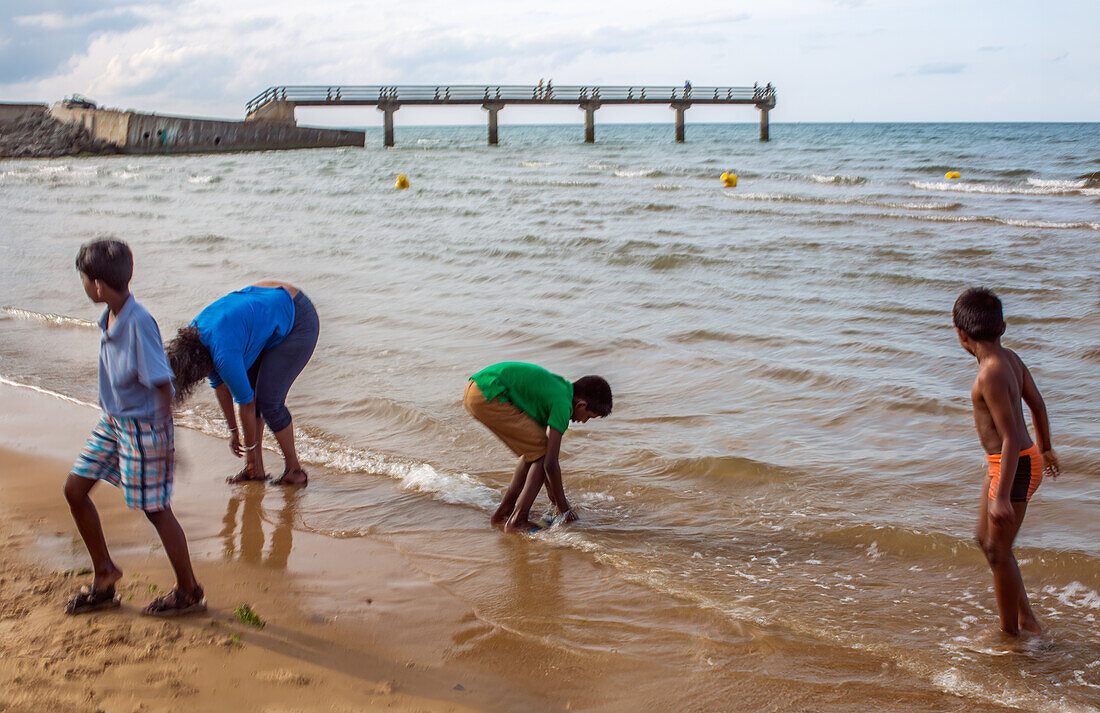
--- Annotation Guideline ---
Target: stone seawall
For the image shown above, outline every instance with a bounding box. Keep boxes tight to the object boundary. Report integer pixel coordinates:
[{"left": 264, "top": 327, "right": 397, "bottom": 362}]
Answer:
[
  {"left": 0, "top": 103, "right": 48, "bottom": 123},
  {"left": 48, "top": 105, "right": 365, "bottom": 154},
  {"left": 0, "top": 103, "right": 120, "bottom": 158}
]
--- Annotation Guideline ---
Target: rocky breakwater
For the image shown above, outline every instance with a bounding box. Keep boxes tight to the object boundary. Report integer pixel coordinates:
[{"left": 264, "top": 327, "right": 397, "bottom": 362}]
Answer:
[{"left": 0, "top": 109, "right": 120, "bottom": 159}]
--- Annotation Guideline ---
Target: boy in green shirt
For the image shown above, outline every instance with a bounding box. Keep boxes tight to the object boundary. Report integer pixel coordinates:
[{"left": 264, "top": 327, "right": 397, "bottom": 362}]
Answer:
[{"left": 463, "top": 362, "right": 612, "bottom": 532}]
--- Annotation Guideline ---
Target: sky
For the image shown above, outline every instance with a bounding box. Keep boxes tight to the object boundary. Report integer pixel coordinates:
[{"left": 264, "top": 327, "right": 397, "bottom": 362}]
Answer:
[{"left": 1, "top": 0, "right": 1097, "bottom": 126}]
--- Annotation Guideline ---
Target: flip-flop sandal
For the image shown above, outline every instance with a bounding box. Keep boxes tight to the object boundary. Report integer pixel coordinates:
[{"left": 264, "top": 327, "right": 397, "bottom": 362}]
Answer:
[
  {"left": 65, "top": 584, "right": 120, "bottom": 615},
  {"left": 226, "top": 468, "right": 267, "bottom": 484},
  {"left": 271, "top": 468, "right": 308, "bottom": 487},
  {"left": 142, "top": 585, "right": 207, "bottom": 618}
]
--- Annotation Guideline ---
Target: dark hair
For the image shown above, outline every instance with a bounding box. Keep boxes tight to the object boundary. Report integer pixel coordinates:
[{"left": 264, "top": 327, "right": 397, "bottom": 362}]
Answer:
[
  {"left": 165, "top": 326, "right": 214, "bottom": 403},
  {"left": 953, "top": 287, "right": 1004, "bottom": 341},
  {"left": 75, "top": 238, "right": 132, "bottom": 292},
  {"left": 573, "top": 375, "right": 612, "bottom": 417}
]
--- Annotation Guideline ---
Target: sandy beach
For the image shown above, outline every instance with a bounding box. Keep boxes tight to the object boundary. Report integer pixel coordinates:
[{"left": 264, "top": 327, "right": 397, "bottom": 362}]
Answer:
[{"left": 0, "top": 382, "right": 509, "bottom": 713}]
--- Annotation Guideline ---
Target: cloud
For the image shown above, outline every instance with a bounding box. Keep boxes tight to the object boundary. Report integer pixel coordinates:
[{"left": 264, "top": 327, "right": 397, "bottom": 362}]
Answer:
[
  {"left": 978, "top": 45, "right": 1005, "bottom": 53},
  {"left": 1052, "top": 52, "right": 1068, "bottom": 62},
  {"left": 916, "top": 62, "right": 966, "bottom": 75},
  {"left": 0, "top": 1, "right": 164, "bottom": 83}
]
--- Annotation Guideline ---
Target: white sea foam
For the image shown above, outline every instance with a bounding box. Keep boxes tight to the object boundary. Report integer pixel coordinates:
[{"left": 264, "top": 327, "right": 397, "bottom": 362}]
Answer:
[
  {"left": 898, "top": 213, "right": 1100, "bottom": 231},
  {"left": 0, "top": 376, "right": 98, "bottom": 409},
  {"left": 613, "top": 168, "right": 664, "bottom": 178},
  {"left": 0, "top": 306, "right": 97, "bottom": 329},
  {"left": 1043, "top": 581, "right": 1100, "bottom": 611},
  {"left": 810, "top": 174, "right": 866, "bottom": 185},
  {"left": 1027, "top": 177, "right": 1087, "bottom": 189},
  {"left": 912, "top": 179, "right": 1100, "bottom": 197},
  {"left": 187, "top": 175, "right": 218, "bottom": 184}
]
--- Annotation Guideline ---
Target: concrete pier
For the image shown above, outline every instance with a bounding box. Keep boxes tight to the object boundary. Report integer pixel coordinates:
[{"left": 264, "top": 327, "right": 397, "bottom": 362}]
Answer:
[
  {"left": 582, "top": 103, "right": 599, "bottom": 144},
  {"left": 483, "top": 102, "right": 502, "bottom": 145},
  {"left": 379, "top": 105, "right": 397, "bottom": 147},
  {"left": 246, "top": 84, "right": 777, "bottom": 147},
  {"left": 672, "top": 102, "right": 688, "bottom": 143}
]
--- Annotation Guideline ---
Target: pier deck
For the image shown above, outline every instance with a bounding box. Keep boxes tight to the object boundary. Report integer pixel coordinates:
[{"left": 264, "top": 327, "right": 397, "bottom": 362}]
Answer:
[{"left": 246, "top": 84, "right": 777, "bottom": 145}]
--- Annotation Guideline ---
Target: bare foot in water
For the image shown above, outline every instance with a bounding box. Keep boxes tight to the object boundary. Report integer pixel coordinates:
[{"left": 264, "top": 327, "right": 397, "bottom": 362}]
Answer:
[
  {"left": 1019, "top": 613, "right": 1042, "bottom": 636},
  {"left": 504, "top": 518, "right": 537, "bottom": 533},
  {"left": 271, "top": 468, "right": 308, "bottom": 486},
  {"left": 226, "top": 467, "right": 267, "bottom": 483}
]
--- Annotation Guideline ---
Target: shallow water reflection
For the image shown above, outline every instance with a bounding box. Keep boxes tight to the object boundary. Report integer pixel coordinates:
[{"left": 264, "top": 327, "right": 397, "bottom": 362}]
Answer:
[{"left": 219, "top": 486, "right": 299, "bottom": 568}]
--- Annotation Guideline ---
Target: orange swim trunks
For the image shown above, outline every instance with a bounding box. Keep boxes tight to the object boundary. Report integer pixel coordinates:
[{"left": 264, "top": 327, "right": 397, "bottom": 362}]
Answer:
[{"left": 986, "top": 443, "right": 1043, "bottom": 502}]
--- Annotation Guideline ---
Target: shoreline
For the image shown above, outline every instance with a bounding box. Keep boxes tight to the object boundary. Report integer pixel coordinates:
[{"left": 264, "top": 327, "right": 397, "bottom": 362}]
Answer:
[{"left": 0, "top": 381, "right": 513, "bottom": 713}]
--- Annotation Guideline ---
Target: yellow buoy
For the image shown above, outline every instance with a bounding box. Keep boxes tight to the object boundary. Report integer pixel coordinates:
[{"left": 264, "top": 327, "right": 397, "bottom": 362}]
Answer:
[
  {"left": 721, "top": 172, "right": 738, "bottom": 188},
  {"left": 395, "top": 174, "right": 409, "bottom": 189},
  {"left": 945, "top": 171, "right": 960, "bottom": 180}
]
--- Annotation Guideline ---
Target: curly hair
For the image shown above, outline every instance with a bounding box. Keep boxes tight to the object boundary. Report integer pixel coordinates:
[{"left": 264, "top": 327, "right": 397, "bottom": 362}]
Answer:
[{"left": 166, "top": 326, "right": 214, "bottom": 404}]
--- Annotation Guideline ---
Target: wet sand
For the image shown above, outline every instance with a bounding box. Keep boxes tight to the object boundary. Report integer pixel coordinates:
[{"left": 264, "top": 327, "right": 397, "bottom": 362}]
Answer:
[
  {"left": 0, "top": 382, "right": 503, "bottom": 713},
  {"left": 2, "top": 382, "right": 1049, "bottom": 713}
]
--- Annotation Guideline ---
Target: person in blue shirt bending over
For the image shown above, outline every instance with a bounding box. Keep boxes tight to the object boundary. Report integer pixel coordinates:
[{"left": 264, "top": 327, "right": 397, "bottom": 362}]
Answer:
[{"left": 166, "top": 282, "right": 320, "bottom": 486}]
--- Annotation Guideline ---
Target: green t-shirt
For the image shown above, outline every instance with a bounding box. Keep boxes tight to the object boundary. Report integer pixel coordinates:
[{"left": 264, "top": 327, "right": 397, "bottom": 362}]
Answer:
[{"left": 470, "top": 362, "right": 574, "bottom": 434}]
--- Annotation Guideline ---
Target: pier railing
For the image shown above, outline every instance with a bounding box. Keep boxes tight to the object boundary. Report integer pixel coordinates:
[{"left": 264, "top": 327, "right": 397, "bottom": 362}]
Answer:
[
  {"left": 246, "top": 84, "right": 776, "bottom": 114},
  {"left": 245, "top": 83, "right": 777, "bottom": 144}
]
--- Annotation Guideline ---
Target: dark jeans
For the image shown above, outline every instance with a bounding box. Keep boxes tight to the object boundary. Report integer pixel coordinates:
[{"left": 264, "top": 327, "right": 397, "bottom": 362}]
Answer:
[{"left": 248, "top": 291, "right": 319, "bottom": 432}]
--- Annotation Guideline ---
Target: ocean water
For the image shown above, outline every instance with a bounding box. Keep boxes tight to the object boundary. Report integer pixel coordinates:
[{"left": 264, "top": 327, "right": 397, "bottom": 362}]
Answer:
[{"left": 2, "top": 122, "right": 1099, "bottom": 711}]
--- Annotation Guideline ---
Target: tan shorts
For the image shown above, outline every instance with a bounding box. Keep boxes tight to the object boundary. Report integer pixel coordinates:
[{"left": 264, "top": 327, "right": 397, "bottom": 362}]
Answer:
[{"left": 463, "top": 380, "right": 547, "bottom": 462}]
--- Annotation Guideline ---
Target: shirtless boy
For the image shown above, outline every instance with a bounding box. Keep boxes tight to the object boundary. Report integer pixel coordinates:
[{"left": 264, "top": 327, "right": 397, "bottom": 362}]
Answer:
[{"left": 953, "top": 287, "right": 1060, "bottom": 635}]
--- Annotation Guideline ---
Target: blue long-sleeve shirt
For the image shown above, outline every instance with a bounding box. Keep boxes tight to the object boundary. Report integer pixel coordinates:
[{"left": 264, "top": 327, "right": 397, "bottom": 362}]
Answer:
[{"left": 191, "top": 286, "right": 296, "bottom": 404}]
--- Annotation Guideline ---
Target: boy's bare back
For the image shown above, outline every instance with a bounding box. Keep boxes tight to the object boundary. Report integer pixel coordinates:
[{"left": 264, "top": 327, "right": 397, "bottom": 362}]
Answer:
[{"left": 970, "top": 347, "right": 1034, "bottom": 455}]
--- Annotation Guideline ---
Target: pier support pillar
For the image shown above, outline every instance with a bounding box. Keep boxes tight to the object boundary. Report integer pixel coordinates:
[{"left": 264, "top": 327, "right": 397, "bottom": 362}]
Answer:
[
  {"left": 671, "top": 102, "right": 689, "bottom": 143},
  {"left": 379, "top": 104, "right": 399, "bottom": 147},
  {"left": 758, "top": 106, "right": 770, "bottom": 142},
  {"left": 580, "top": 103, "right": 600, "bottom": 143},
  {"left": 482, "top": 102, "right": 503, "bottom": 145}
]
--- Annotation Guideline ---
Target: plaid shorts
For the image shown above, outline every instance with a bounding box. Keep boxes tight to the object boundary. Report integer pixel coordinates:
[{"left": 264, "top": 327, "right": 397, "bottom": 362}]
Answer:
[{"left": 72, "top": 413, "right": 175, "bottom": 512}]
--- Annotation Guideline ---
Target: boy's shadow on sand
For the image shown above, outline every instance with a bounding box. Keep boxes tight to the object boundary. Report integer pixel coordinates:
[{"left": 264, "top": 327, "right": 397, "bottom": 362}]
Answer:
[{"left": 219, "top": 486, "right": 299, "bottom": 569}]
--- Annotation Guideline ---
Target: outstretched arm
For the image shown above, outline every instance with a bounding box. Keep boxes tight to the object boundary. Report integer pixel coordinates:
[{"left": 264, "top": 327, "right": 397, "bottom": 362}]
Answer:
[
  {"left": 213, "top": 383, "right": 242, "bottom": 456},
  {"left": 1021, "top": 364, "right": 1059, "bottom": 478},
  {"left": 541, "top": 428, "right": 577, "bottom": 521}
]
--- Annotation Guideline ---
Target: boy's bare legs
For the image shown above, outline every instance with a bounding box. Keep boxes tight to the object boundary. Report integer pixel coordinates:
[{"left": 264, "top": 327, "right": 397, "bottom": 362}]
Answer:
[
  {"left": 1006, "top": 501, "right": 1041, "bottom": 634},
  {"left": 505, "top": 459, "right": 546, "bottom": 532},
  {"left": 492, "top": 456, "right": 529, "bottom": 525},
  {"left": 976, "top": 496, "right": 1039, "bottom": 635},
  {"left": 64, "top": 474, "right": 123, "bottom": 591},
  {"left": 145, "top": 507, "right": 201, "bottom": 595}
]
